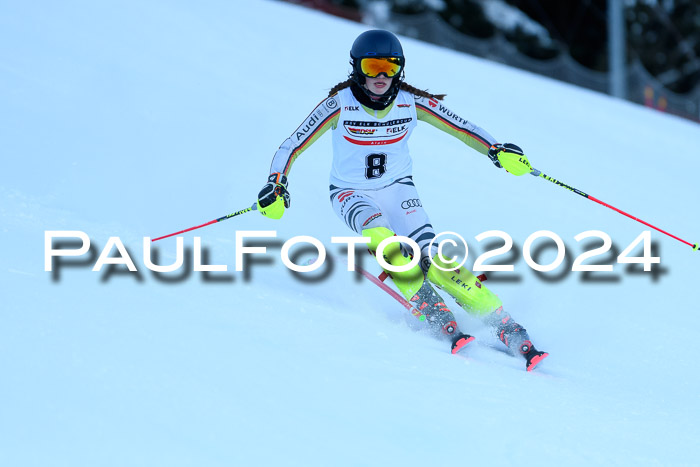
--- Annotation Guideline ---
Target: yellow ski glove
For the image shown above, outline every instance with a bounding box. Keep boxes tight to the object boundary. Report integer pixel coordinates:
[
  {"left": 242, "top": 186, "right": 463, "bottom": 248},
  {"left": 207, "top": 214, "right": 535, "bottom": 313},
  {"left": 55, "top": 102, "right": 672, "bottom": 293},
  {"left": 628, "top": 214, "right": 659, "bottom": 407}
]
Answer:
[
  {"left": 257, "top": 172, "right": 290, "bottom": 219},
  {"left": 488, "top": 143, "right": 532, "bottom": 176}
]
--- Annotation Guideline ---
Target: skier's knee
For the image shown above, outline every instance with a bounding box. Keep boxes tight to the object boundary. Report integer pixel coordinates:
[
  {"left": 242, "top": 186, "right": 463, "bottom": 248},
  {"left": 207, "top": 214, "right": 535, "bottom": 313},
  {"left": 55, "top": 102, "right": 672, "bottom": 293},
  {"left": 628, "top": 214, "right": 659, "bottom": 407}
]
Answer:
[
  {"left": 362, "top": 226, "right": 396, "bottom": 252},
  {"left": 362, "top": 226, "right": 419, "bottom": 272},
  {"left": 362, "top": 226, "right": 424, "bottom": 299}
]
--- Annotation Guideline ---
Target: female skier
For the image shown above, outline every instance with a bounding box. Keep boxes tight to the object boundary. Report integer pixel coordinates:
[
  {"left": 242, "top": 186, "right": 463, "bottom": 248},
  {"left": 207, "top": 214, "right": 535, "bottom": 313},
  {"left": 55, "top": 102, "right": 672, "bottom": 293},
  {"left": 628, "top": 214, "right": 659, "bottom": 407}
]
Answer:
[{"left": 257, "top": 29, "right": 547, "bottom": 371}]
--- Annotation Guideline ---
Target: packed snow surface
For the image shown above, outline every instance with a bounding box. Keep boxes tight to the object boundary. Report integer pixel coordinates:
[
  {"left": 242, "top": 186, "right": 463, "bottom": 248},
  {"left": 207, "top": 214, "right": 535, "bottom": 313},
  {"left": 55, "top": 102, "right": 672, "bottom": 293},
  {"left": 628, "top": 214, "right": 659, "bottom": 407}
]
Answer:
[{"left": 2, "top": 1, "right": 699, "bottom": 465}]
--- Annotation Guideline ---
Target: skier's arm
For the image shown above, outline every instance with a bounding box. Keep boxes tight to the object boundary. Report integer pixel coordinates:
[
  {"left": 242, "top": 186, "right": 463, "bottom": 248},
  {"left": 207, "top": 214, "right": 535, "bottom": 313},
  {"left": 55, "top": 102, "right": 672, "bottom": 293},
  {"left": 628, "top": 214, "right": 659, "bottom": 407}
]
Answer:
[
  {"left": 259, "top": 95, "right": 340, "bottom": 219},
  {"left": 414, "top": 95, "right": 496, "bottom": 155},
  {"left": 269, "top": 95, "right": 341, "bottom": 177},
  {"left": 414, "top": 95, "right": 531, "bottom": 175}
]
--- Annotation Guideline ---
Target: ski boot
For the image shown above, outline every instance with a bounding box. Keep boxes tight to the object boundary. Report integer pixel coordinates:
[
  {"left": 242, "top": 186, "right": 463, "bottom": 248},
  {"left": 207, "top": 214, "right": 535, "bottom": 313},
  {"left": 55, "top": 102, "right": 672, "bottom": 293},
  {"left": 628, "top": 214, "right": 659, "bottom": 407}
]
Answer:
[
  {"left": 488, "top": 308, "right": 548, "bottom": 371},
  {"left": 409, "top": 281, "right": 475, "bottom": 354}
]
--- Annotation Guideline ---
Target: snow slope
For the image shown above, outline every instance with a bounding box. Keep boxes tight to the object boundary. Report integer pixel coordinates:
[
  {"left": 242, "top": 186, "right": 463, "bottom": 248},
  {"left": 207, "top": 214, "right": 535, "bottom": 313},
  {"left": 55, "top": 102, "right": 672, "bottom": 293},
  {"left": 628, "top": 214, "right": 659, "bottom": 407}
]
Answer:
[{"left": 2, "top": 1, "right": 699, "bottom": 465}]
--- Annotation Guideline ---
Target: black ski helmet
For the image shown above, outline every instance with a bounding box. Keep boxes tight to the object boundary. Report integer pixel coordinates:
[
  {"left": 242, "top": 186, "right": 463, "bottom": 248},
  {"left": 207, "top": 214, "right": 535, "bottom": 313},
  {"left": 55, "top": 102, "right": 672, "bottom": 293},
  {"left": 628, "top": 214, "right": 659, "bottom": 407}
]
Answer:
[{"left": 350, "top": 30, "right": 405, "bottom": 106}]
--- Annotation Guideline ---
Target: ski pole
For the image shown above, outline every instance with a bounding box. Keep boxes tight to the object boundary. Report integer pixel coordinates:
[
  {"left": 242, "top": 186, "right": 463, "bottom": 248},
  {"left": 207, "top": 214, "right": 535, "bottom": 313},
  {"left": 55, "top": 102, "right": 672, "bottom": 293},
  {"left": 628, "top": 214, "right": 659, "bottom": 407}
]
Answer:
[
  {"left": 344, "top": 258, "right": 426, "bottom": 322},
  {"left": 530, "top": 168, "right": 698, "bottom": 252},
  {"left": 151, "top": 203, "right": 257, "bottom": 242}
]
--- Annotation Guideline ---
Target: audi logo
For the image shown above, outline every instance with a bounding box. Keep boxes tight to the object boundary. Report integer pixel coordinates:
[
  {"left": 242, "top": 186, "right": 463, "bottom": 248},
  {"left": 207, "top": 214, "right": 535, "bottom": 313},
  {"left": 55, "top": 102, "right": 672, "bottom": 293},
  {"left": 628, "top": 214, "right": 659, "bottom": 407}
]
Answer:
[{"left": 401, "top": 199, "right": 422, "bottom": 209}]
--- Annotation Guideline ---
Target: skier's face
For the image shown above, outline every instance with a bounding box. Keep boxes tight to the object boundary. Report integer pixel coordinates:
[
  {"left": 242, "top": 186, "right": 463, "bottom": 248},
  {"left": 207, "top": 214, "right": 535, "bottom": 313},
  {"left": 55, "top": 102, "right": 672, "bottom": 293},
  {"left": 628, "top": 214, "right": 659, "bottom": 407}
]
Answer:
[{"left": 365, "top": 76, "right": 393, "bottom": 96}]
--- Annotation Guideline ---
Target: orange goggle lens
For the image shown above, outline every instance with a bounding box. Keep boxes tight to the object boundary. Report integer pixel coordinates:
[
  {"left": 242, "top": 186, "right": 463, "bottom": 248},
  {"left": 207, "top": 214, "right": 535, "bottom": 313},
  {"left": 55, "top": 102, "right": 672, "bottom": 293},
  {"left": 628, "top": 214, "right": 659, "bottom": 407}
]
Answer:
[{"left": 359, "top": 57, "right": 403, "bottom": 78}]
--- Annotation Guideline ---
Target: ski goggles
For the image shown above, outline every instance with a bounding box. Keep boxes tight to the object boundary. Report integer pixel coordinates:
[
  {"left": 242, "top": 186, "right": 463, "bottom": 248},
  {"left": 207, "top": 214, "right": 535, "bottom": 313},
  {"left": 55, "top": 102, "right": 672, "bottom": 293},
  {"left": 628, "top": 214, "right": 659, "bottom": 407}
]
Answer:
[{"left": 358, "top": 57, "right": 403, "bottom": 78}]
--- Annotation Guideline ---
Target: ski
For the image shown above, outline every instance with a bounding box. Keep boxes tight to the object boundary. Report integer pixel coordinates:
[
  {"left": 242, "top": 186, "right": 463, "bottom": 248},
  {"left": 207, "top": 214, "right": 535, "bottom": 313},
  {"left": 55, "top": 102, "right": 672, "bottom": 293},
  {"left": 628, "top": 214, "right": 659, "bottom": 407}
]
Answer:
[
  {"left": 522, "top": 341, "right": 549, "bottom": 372},
  {"left": 350, "top": 262, "right": 476, "bottom": 356},
  {"left": 451, "top": 333, "right": 475, "bottom": 354},
  {"left": 350, "top": 261, "right": 426, "bottom": 322},
  {"left": 348, "top": 260, "right": 545, "bottom": 371}
]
